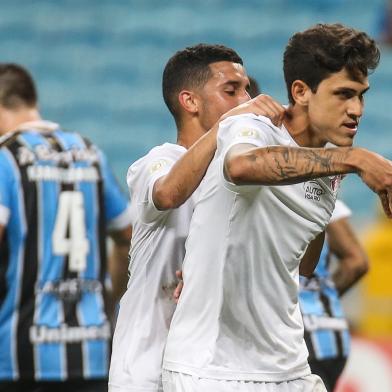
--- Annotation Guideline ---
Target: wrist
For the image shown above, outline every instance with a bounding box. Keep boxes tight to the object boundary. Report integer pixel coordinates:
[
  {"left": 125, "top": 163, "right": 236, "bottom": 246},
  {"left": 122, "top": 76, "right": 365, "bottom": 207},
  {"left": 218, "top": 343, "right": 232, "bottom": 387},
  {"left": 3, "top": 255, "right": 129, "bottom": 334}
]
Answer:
[{"left": 342, "top": 147, "right": 368, "bottom": 174}]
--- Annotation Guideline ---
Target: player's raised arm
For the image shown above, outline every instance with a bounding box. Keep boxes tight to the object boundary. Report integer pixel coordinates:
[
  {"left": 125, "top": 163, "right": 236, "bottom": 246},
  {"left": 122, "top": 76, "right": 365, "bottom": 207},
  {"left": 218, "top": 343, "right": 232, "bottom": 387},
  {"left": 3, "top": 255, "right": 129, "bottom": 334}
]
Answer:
[
  {"left": 224, "top": 145, "right": 392, "bottom": 217},
  {"left": 153, "top": 94, "right": 285, "bottom": 210}
]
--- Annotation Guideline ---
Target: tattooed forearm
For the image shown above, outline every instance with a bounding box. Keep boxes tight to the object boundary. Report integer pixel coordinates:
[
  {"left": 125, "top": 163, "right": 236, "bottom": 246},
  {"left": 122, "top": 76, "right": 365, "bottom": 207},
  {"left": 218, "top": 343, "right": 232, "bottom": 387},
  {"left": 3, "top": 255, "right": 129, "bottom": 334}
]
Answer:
[{"left": 232, "top": 146, "right": 356, "bottom": 185}]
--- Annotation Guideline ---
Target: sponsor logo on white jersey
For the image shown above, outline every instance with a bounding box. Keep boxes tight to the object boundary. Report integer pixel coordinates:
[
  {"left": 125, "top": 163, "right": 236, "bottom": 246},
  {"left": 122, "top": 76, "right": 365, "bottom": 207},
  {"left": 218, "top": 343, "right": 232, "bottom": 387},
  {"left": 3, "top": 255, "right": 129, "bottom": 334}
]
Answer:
[{"left": 303, "top": 180, "right": 325, "bottom": 202}]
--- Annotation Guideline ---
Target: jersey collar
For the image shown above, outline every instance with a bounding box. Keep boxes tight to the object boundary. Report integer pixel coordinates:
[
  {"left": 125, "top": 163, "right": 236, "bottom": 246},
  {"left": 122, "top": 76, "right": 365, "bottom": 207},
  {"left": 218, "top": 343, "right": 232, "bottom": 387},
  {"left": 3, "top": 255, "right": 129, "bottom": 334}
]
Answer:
[{"left": 16, "top": 120, "right": 60, "bottom": 132}]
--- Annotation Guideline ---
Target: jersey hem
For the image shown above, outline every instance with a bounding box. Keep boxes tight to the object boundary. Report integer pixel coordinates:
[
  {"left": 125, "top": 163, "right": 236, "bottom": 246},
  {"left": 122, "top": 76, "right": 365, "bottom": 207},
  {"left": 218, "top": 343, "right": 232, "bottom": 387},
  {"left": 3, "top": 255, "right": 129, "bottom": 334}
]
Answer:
[
  {"left": 162, "top": 361, "right": 311, "bottom": 382},
  {"left": 108, "top": 382, "right": 162, "bottom": 392}
]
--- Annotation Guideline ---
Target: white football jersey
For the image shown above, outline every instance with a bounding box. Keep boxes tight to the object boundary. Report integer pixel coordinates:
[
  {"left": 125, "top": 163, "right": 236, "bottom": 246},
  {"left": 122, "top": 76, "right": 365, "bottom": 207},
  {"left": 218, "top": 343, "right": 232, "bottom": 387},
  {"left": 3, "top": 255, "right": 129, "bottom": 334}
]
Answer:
[
  {"left": 163, "top": 114, "right": 339, "bottom": 382},
  {"left": 109, "top": 143, "right": 198, "bottom": 392}
]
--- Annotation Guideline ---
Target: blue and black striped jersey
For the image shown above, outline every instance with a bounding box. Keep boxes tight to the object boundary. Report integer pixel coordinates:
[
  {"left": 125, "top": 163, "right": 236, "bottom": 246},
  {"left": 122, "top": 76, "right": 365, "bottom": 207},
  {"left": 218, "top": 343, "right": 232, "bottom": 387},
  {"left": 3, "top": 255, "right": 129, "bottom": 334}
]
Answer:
[
  {"left": 299, "top": 242, "right": 350, "bottom": 361},
  {"left": 0, "top": 123, "right": 131, "bottom": 381}
]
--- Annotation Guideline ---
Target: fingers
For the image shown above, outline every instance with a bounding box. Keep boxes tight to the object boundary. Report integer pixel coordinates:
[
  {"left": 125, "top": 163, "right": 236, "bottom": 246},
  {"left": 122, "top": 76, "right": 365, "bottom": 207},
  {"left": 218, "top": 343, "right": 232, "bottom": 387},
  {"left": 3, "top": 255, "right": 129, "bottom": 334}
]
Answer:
[
  {"left": 173, "top": 281, "right": 183, "bottom": 304},
  {"left": 173, "top": 269, "right": 184, "bottom": 303},
  {"left": 252, "top": 94, "right": 286, "bottom": 127},
  {"left": 378, "top": 190, "right": 392, "bottom": 219},
  {"left": 220, "top": 94, "right": 286, "bottom": 127}
]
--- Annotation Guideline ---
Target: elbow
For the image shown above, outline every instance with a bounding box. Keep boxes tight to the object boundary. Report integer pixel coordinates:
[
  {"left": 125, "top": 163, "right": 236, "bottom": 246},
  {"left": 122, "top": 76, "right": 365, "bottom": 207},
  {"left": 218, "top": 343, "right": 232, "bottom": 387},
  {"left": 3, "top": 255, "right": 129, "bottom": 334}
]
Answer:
[
  {"left": 346, "top": 252, "right": 370, "bottom": 281},
  {"left": 153, "top": 186, "right": 183, "bottom": 211},
  {"left": 353, "top": 254, "right": 370, "bottom": 279},
  {"left": 225, "top": 156, "right": 251, "bottom": 185}
]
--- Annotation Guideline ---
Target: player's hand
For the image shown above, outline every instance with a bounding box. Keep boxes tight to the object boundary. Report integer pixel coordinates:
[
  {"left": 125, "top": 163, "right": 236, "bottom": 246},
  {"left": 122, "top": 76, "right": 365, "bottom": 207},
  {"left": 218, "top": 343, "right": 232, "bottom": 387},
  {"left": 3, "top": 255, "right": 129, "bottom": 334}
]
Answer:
[
  {"left": 220, "top": 94, "right": 286, "bottom": 127},
  {"left": 172, "top": 270, "right": 183, "bottom": 304},
  {"left": 355, "top": 148, "right": 392, "bottom": 218}
]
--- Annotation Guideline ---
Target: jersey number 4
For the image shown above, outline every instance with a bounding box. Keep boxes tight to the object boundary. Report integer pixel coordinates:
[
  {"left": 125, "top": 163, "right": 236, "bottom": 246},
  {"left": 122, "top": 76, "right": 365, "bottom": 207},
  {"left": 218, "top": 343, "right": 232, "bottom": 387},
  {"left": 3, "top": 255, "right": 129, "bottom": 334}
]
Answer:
[{"left": 52, "top": 191, "right": 89, "bottom": 272}]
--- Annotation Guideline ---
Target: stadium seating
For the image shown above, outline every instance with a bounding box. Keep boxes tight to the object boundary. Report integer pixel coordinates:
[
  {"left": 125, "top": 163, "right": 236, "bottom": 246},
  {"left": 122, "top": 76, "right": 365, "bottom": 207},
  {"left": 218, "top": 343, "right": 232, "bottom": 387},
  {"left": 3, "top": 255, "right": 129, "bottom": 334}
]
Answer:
[{"left": 0, "top": 0, "right": 390, "bottom": 221}]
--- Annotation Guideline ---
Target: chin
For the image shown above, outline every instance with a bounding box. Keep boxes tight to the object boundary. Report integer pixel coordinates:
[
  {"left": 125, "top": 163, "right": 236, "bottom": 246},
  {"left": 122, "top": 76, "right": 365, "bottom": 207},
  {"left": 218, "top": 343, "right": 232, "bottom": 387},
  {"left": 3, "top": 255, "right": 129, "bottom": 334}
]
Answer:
[{"left": 337, "top": 139, "right": 354, "bottom": 147}]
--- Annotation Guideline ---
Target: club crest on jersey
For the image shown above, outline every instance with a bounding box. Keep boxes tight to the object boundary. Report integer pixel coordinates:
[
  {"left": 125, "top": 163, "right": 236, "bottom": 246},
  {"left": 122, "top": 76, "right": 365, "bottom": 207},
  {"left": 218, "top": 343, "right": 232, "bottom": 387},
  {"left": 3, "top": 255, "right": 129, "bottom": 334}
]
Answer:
[
  {"left": 237, "top": 128, "right": 259, "bottom": 139},
  {"left": 150, "top": 159, "right": 167, "bottom": 174},
  {"left": 303, "top": 181, "right": 325, "bottom": 202},
  {"left": 330, "top": 175, "right": 342, "bottom": 193}
]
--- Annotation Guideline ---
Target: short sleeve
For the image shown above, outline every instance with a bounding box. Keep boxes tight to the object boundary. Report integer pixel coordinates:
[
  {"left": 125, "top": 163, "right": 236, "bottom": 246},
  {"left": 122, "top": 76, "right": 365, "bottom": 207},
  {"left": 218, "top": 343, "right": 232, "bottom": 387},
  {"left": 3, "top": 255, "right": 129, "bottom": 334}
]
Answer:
[
  {"left": 217, "top": 114, "right": 275, "bottom": 192},
  {"left": 330, "top": 199, "right": 352, "bottom": 223},
  {"left": 217, "top": 114, "right": 273, "bottom": 160},
  {"left": 97, "top": 149, "right": 132, "bottom": 230},
  {"left": 127, "top": 149, "right": 180, "bottom": 225},
  {"left": 0, "top": 150, "right": 13, "bottom": 226}
]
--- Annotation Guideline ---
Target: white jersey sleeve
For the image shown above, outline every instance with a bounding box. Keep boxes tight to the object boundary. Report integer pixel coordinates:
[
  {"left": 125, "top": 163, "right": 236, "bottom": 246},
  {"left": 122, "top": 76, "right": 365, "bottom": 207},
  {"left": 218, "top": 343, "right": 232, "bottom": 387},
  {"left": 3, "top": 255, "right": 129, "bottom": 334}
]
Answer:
[
  {"left": 126, "top": 144, "right": 186, "bottom": 225},
  {"left": 218, "top": 113, "right": 274, "bottom": 157},
  {"left": 217, "top": 113, "right": 287, "bottom": 192}
]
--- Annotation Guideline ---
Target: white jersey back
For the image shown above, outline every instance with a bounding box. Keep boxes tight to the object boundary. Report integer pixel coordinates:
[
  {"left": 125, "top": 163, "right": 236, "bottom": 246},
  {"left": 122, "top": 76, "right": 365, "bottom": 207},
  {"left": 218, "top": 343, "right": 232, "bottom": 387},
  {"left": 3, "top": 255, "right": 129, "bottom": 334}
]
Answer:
[
  {"left": 163, "top": 114, "right": 339, "bottom": 382},
  {"left": 109, "top": 143, "right": 197, "bottom": 392}
]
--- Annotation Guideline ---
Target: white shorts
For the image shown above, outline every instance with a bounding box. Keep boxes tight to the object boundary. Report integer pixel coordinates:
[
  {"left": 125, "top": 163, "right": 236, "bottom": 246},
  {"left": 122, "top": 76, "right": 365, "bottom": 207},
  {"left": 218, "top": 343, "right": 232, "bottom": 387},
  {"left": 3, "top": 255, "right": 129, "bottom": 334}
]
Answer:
[{"left": 162, "top": 370, "right": 327, "bottom": 392}]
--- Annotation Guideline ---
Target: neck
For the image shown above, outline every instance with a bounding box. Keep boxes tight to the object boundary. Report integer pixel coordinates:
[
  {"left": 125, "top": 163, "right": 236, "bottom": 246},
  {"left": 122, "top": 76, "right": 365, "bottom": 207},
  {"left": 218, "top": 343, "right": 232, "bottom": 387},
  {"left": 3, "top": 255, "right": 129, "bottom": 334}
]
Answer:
[
  {"left": 176, "top": 118, "right": 207, "bottom": 149},
  {"left": 283, "top": 105, "right": 325, "bottom": 147},
  {"left": 0, "top": 107, "right": 42, "bottom": 135}
]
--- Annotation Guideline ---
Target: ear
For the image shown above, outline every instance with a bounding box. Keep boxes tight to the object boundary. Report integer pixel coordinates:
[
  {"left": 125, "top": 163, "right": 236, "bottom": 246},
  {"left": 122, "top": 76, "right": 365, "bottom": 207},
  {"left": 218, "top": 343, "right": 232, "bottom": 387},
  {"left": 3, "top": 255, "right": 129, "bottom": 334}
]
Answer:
[
  {"left": 291, "top": 80, "right": 312, "bottom": 106},
  {"left": 178, "top": 90, "right": 199, "bottom": 114}
]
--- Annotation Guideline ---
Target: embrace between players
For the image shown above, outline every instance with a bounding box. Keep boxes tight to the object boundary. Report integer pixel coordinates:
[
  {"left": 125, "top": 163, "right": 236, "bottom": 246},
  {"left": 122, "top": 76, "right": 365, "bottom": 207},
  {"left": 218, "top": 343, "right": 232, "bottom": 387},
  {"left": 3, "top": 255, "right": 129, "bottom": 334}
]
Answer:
[{"left": 109, "top": 23, "right": 392, "bottom": 392}]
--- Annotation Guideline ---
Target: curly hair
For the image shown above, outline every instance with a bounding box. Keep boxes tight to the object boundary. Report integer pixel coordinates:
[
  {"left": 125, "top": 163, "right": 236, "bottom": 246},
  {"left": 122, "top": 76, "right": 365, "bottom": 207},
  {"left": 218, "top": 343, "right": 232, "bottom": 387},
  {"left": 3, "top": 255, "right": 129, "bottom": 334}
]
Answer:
[
  {"left": 162, "top": 44, "right": 243, "bottom": 118},
  {"left": 283, "top": 23, "right": 380, "bottom": 104}
]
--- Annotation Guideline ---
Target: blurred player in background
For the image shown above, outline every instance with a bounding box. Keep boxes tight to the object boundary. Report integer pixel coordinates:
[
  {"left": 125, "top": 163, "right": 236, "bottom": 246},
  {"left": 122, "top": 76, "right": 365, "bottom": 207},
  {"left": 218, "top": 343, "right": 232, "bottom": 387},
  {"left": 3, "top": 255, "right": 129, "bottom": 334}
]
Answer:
[
  {"left": 162, "top": 23, "right": 390, "bottom": 392},
  {"left": 108, "top": 44, "right": 286, "bottom": 392},
  {"left": 247, "top": 77, "right": 369, "bottom": 391},
  {"left": 300, "top": 200, "right": 369, "bottom": 391},
  {"left": 0, "top": 63, "right": 132, "bottom": 392}
]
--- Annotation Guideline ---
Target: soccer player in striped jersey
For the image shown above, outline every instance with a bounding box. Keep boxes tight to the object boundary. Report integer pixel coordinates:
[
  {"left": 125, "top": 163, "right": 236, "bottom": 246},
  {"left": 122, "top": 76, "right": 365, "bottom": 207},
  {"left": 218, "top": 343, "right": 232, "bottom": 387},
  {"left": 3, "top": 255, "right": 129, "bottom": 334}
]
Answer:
[
  {"left": 0, "top": 64, "right": 132, "bottom": 392},
  {"left": 300, "top": 200, "right": 369, "bottom": 391}
]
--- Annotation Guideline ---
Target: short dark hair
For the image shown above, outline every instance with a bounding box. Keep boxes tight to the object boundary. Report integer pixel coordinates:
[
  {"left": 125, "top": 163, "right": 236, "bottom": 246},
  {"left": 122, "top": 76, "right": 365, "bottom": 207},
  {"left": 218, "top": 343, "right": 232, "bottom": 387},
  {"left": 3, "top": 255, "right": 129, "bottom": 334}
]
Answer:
[
  {"left": 0, "top": 63, "right": 38, "bottom": 109},
  {"left": 247, "top": 76, "right": 261, "bottom": 98},
  {"left": 162, "top": 44, "right": 243, "bottom": 118},
  {"left": 283, "top": 23, "right": 380, "bottom": 104}
]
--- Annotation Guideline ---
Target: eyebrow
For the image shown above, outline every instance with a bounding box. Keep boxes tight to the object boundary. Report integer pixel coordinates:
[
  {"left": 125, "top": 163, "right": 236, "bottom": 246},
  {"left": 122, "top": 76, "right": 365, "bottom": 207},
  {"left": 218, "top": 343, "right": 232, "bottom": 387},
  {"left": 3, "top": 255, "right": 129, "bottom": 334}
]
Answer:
[
  {"left": 222, "top": 80, "right": 243, "bottom": 88},
  {"left": 333, "top": 86, "right": 370, "bottom": 95}
]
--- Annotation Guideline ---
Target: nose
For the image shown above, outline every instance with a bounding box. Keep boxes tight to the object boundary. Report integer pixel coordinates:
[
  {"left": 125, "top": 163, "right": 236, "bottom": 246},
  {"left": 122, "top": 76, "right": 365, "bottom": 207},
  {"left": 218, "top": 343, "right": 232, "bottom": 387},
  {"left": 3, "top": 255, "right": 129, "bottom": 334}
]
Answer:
[
  {"left": 347, "top": 96, "right": 363, "bottom": 119},
  {"left": 239, "top": 89, "right": 250, "bottom": 104}
]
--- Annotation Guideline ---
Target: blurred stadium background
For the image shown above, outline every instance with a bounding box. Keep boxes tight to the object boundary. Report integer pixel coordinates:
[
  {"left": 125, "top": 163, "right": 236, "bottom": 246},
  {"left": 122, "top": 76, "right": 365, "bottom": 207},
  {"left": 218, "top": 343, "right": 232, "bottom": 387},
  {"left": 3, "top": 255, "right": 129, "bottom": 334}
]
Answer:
[{"left": 0, "top": 0, "right": 391, "bottom": 390}]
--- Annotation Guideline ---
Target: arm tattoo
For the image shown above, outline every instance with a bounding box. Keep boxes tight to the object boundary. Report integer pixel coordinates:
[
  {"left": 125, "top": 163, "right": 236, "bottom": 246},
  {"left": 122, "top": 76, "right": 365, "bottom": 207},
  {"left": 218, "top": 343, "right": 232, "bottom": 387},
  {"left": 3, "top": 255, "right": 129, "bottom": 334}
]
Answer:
[{"left": 245, "top": 146, "right": 354, "bottom": 185}]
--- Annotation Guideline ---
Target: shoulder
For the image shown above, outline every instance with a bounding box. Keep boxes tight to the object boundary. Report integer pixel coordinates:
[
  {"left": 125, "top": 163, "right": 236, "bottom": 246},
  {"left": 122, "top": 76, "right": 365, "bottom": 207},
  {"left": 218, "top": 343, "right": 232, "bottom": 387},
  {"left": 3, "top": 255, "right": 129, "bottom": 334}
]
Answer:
[
  {"left": 217, "top": 114, "right": 283, "bottom": 153},
  {"left": 129, "top": 143, "right": 184, "bottom": 171},
  {"left": 219, "top": 113, "right": 281, "bottom": 140},
  {"left": 126, "top": 143, "right": 185, "bottom": 188}
]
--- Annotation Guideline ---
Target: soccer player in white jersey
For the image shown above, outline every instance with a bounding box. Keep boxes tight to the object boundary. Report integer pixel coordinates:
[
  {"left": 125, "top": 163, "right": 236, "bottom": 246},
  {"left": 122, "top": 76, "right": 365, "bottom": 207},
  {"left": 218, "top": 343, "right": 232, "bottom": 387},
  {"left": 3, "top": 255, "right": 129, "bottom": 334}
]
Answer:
[
  {"left": 108, "top": 44, "right": 286, "bottom": 392},
  {"left": 162, "top": 24, "right": 392, "bottom": 392}
]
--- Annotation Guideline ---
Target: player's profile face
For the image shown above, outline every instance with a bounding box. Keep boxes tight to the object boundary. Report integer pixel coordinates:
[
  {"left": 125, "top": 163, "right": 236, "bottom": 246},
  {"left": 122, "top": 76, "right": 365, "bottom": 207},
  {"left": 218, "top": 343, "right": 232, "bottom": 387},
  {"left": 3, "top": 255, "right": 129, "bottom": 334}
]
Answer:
[
  {"left": 306, "top": 68, "right": 369, "bottom": 147},
  {"left": 197, "top": 61, "right": 250, "bottom": 131}
]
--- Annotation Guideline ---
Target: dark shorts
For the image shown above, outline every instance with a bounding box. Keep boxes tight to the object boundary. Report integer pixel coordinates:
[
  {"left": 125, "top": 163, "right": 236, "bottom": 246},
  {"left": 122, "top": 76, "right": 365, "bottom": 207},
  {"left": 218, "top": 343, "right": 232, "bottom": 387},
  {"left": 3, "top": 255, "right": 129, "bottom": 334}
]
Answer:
[
  {"left": 0, "top": 379, "right": 108, "bottom": 392},
  {"left": 309, "top": 357, "right": 347, "bottom": 392}
]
